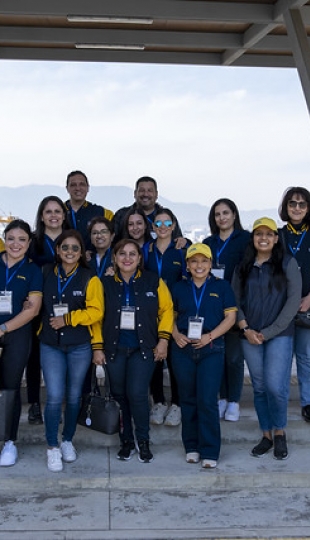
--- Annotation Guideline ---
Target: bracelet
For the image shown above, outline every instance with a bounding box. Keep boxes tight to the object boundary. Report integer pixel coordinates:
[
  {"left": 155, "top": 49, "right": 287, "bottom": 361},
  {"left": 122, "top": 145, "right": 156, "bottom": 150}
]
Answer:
[
  {"left": 241, "top": 326, "right": 249, "bottom": 334},
  {"left": 209, "top": 333, "right": 213, "bottom": 342}
]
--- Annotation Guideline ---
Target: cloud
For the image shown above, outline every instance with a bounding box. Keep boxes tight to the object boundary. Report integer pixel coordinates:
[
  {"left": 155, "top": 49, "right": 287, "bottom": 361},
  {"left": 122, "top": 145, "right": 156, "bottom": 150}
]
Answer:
[{"left": 0, "top": 61, "right": 309, "bottom": 210}]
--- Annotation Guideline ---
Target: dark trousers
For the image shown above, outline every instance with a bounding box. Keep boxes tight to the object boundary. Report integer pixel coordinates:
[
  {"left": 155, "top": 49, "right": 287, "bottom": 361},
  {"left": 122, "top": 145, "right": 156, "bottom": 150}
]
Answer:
[
  {"left": 26, "top": 318, "right": 42, "bottom": 404},
  {"left": 106, "top": 347, "right": 155, "bottom": 442},
  {"left": 0, "top": 325, "right": 32, "bottom": 441},
  {"left": 171, "top": 340, "right": 224, "bottom": 460},
  {"left": 150, "top": 341, "right": 179, "bottom": 405}
]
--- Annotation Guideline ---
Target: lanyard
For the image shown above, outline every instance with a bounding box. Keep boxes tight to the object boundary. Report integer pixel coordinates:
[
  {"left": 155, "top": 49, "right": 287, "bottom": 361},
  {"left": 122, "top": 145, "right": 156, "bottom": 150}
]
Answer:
[
  {"left": 5, "top": 257, "right": 26, "bottom": 289},
  {"left": 120, "top": 271, "right": 137, "bottom": 306},
  {"left": 216, "top": 232, "right": 233, "bottom": 264},
  {"left": 287, "top": 228, "right": 307, "bottom": 257},
  {"left": 191, "top": 279, "right": 208, "bottom": 317},
  {"left": 70, "top": 208, "right": 77, "bottom": 229},
  {"left": 96, "top": 248, "right": 110, "bottom": 279},
  {"left": 57, "top": 266, "right": 78, "bottom": 303},
  {"left": 154, "top": 242, "right": 174, "bottom": 278},
  {"left": 45, "top": 236, "right": 56, "bottom": 257}
]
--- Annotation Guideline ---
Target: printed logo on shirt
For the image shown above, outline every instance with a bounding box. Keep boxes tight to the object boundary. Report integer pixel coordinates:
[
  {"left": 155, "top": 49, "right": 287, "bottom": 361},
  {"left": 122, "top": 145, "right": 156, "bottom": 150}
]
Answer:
[
  {"left": 73, "top": 290, "right": 83, "bottom": 296},
  {"left": 146, "top": 292, "right": 156, "bottom": 297},
  {"left": 17, "top": 275, "right": 26, "bottom": 281},
  {"left": 210, "top": 293, "right": 219, "bottom": 298}
]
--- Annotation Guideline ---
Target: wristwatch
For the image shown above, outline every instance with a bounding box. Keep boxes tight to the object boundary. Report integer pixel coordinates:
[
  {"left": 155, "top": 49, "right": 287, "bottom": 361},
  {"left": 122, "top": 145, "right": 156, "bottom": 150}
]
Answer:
[
  {"left": 240, "top": 326, "right": 249, "bottom": 334},
  {"left": 0, "top": 323, "right": 8, "bottom": 333}
]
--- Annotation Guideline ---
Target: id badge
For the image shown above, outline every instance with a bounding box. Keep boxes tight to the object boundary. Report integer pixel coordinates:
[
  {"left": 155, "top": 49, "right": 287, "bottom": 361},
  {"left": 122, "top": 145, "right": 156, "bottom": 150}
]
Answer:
[
  {"left": 212, "top": 264, "right": 225, "bottom": 279},
  {"left": 187, "top": 316, "right": 204, "bottom": 339},
  {"left": 0, "top": 291, "right": 13, "bottom": 314},
  {"left": 120, "top": 306, "right": 136, "bottom": 330},
  {"left": 53, "top": 303, "right": 69, "bottom": 316}
]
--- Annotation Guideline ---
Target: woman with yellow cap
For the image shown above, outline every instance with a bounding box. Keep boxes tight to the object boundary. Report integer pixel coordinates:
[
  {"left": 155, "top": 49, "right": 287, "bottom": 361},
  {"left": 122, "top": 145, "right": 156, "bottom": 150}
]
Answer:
[
  {"left": 171, "top": 243, "right": 237, "bottom": 468},
  {"left": 232, "top": 217, "right": 301, "bottom": 460}
]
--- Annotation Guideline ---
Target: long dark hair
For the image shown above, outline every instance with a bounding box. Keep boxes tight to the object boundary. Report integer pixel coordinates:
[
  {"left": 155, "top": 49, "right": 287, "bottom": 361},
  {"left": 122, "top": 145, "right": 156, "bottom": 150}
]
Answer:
[
  {"left": 278, "top": 186, "right": 310, "bottom": 225},
  {"left": 208, "top": 198, "right": 243, "bottom": 235},
  {"left": 121, "top": 208, "right": 151, "bottom": 242},
  {"left": 33, "top": 196, "right": 70, "bottom": 255},
  {"left": 55, "top": 229, "right": 88, "bottom": 268},
  {"left": 237, "top": 233, "right": 285, "bottom": 292}
]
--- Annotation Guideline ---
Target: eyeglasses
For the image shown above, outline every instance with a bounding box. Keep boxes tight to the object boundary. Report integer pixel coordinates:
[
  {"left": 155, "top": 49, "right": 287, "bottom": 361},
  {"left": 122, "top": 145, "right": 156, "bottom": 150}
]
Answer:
[
  {"left": 288, "top": 200, "right": 308, "bottom": 210},
  {"left": 91, "top": 229, "right": 110, "bottom": 236},
  {"left": 60, "top": 244, "right": 81, "bottom": 252},
  {"left": 154, "top": 220, "right": 173, "bottom": 228}
]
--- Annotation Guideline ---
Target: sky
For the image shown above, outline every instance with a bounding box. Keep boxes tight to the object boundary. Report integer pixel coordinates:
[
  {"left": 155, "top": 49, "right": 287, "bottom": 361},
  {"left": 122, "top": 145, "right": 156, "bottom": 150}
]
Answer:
[{"left": 0, "top": 59, "right": 310, "bottom": 211}]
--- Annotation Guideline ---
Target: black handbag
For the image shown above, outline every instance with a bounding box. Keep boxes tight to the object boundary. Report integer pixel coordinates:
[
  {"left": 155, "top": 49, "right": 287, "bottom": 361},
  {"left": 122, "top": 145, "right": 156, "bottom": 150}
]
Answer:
[
  {"left": 78, "top": 365, "right": 120, "bottom": 435},
  {"left": 295, "top": 311, "right": 310, "bottom": 329},
  {"left": 0, "top": 389, "right": 16, "bottom": 441}
]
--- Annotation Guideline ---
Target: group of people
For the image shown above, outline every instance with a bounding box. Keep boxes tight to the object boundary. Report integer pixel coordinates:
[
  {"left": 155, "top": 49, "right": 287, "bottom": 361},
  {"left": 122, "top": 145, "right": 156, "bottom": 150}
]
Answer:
[{"left": 0, "top": 171, "right": 309, "bottom": 472}]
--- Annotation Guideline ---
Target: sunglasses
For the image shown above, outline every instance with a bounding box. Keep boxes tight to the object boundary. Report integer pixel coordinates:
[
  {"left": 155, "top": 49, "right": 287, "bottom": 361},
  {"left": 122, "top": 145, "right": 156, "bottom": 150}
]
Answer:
[
  {"left": 60, "top": 244, "right": 81, "bottom": 253},
  {"left": 154, "top": 220, "right": 173, "bottom": 228},
  {"left": 288, "top": 200, "right": 307, "bottom": 210}
]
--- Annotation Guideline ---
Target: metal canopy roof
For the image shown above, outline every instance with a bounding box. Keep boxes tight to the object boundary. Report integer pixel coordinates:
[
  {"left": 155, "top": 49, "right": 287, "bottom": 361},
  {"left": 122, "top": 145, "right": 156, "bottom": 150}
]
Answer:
[
  {"left": 0, "top": 0, "right": 310, "bottom": 68},
  {"left": 1, "top": 1, "right": 310, "bottom": 112}
]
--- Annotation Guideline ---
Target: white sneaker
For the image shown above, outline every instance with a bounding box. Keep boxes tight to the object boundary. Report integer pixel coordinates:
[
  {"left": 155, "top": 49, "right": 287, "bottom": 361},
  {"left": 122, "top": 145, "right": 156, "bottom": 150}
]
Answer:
[
  {"left": 150, "top": 403, "right": 168, "bottom": 425},
  {"left": 186, "top": 452, "right": 200, "bottom": 463},
  {"left": 0, "top": 441, "right": 18, "bottom": 467},
  {"left": 218, "top": 399, "right": 228, "bottom": 419},
  {"left": 164, "top": 404, "right": 181, "bottom": 426},
  {"left": 60, "top": 441, "right": 77, "bottom": 462},
  {"left": 202, "top": 459, "right": 217, "bottom": 469},
  {"left": 47, "top": 448, "right": 63, "bottom": 472},
  {"left": 225, "top": 402, "right": 240, "bottom": 422}
]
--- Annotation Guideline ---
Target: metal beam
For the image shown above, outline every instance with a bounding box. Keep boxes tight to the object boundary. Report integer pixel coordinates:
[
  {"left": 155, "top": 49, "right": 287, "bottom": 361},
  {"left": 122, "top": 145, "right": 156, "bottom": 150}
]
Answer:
[
  {"left": 0, "top": 0, "right": 274, "bottom": 23},
  {"left": 284, "top": 8, "right": 310, "bottom": 115}
]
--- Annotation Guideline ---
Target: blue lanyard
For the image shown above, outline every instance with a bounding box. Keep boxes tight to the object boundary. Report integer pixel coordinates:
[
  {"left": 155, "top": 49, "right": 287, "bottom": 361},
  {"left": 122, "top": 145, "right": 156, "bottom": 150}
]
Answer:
[
  {"left": 57, "top": 266, "right": 78, "bottom": 303},
  {"left": 96, "top": 248, "right": 111, "bottom": 279},
  {"left": 154, "top": 246, "right": 163, "bottom": 277},
  {"left": 5, "top": 257, "right": 26, "bottom": 289},
  {"left": 216, "top": 232, "right": 233, "bottom": 264},
  {"left": 70, "top": 208, "right": 77, "bottom": 229},
  {"left": 191, "top": 279, "right": 208, "bottom": 317},
  {"left": 120, "top": 271, "right": 137, "bottom": 306},
  {"left": 45, "top": 236, "right": 55, "bottom": 257},
  {"left": 288, "top": 229, "right": 307, "bottom": 257}
]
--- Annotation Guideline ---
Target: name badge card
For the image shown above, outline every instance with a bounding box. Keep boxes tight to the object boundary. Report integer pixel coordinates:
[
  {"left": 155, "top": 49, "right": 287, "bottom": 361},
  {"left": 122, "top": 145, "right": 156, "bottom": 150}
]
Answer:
[
  {"left": 120, "top": 306, "right": 136, "bottom": 330},
  {"left": 0, "top": 291, "right": 13, "bottom": 314},
  {"left": 53, "top": 303, "right": 69, "bottom": 317},
  {"left": 212, "top": 264, "right": 225, "bottom": 279},
  {"left": 187, "top": 316, "right": 204, "bottom": 339}
]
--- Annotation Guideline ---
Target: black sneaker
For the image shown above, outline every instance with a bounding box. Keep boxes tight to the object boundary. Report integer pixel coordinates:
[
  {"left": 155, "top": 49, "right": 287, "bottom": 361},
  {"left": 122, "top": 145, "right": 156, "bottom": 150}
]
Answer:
[
  {"left": 137, "top": 440, "right": 154, "bottom": 463},
  {"left": 273, "top": 433, "right": 288, "bottom": 460},
  {"left": 28, "top": 403, "right": 43, "bottom": 425},
  {"left": 302, "top": 405, "right": 310, "bottom": 422},
  {"left": 117, "top": 440, "right": 136, "bottom": 461},
  {"left": 250, "top": 436, "right": 273, "bottom": 457}
]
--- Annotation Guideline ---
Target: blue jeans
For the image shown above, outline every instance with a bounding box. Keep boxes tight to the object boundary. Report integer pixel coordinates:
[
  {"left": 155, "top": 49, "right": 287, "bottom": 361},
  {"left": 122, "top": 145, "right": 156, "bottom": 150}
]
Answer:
[
  {"left": 171, "top": 340, "right": 224, "bottom": 461},
  {"left": 220, "top": 331, "right": 244, "bottom": 403},
  {"left": 295, "top": 326, "right": 310, "bottom": 406},
  {"left": 242, "top": 336, "right": 293, "bottom": 431},
  {"left": 106, "top": 347, "right": 155, "bottom": 442},
  {"left": 40, "top": 342, "right": 92, "bottom": 447}
]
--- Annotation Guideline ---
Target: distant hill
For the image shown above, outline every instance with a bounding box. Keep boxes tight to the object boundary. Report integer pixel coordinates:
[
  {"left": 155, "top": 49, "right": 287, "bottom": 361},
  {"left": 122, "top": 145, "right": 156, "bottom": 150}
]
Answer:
[{"left": 0, "top": 184, "right": 281, "bottom": 235}]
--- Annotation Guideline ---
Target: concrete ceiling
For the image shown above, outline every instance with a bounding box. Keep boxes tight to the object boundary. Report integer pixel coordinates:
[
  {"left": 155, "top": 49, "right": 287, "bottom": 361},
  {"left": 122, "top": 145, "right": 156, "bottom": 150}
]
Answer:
[{"left": 0, "top": 0, "right": 310, "bottom": 68}]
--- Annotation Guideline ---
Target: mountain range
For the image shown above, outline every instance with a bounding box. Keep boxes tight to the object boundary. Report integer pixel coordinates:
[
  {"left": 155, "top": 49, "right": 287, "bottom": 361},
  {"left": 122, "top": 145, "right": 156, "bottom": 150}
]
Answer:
[{"left": 0, "top": 184, "right": 281, "bottom": 236}]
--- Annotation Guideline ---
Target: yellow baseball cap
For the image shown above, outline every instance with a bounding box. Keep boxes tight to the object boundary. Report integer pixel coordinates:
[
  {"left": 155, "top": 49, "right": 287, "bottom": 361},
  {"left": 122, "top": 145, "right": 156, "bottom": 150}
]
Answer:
[
  {"left": 252, "top": 217, "right": 278, "bottom": 233},
  {"left": 186, "top": 243, "right": 212, "bottom": 260}
]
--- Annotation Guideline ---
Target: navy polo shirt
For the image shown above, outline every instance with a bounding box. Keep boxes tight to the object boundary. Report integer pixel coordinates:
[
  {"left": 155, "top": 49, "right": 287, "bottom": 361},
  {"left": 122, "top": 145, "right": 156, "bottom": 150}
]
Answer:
[
  {"left": 145, "top": 241, "right": 186, "bottom": 291},
  {"left": 88, "top": 249, "right": 113, "bottom": 281},
  {"left": 28, "top": 234, "right": 58, "bottom": 267},
  {"left": 65, "top": 200, "right": 112, "bottom": 251},
  {"left": 0, "top": 255, "right": 43, "bottom": 324},
  {"left": 203, "top": 229, "right": 250, "bottom": 283},
  {"left": 279, "top": 225, "right": 310, "bottom": 297},
  {"left": 172, "top": 275, "right": 237, "bottom": 340}
]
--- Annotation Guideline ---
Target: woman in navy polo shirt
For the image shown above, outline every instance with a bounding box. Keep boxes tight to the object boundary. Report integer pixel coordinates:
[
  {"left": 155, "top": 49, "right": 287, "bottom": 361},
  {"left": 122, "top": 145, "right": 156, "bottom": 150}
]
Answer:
[
  {"left": 145, "top": 208, "right": 189, "bottom": 427},
  {"left": 172, "top": 243, "right": 237, "bottom": 468},
  {"left": 88, "top": 216, "right": 115, "bottom": 279},
  {"left": 204, "top": 198, "right": 250, "bottom": 422},
  {"left": 0, "top": 219, "right": 43, "bottom": 467}
]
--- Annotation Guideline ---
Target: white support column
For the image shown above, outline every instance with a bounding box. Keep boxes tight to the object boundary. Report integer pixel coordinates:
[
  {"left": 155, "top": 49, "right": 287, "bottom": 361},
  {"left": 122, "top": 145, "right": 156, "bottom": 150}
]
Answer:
[{"left": 284, "top": 8, "right": 310, "bottom": 115}]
